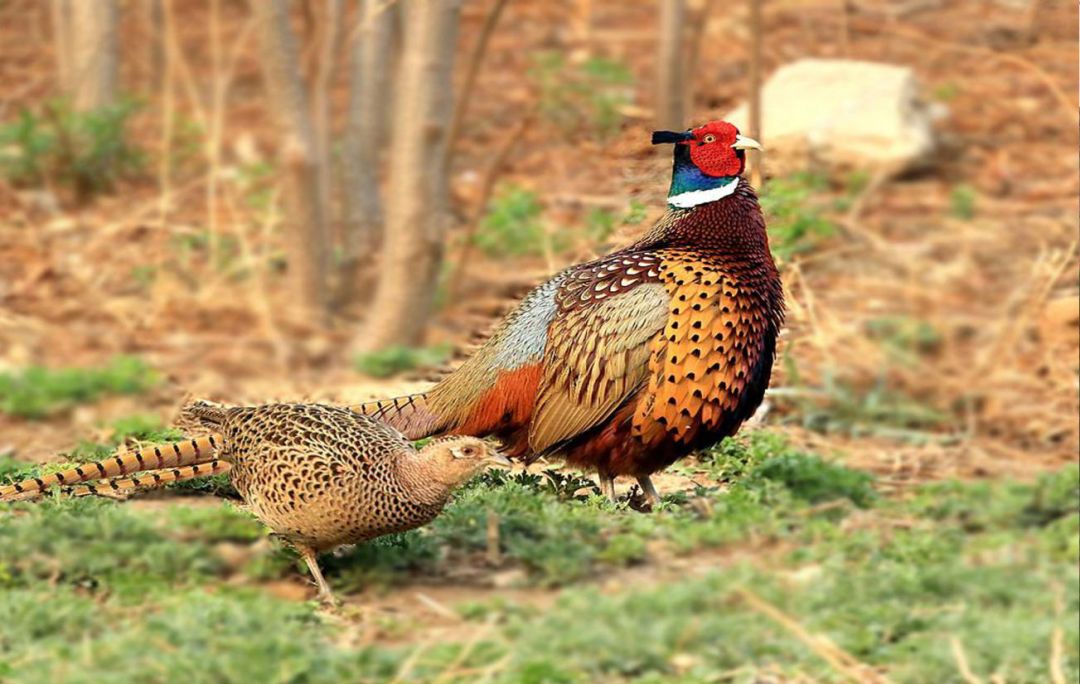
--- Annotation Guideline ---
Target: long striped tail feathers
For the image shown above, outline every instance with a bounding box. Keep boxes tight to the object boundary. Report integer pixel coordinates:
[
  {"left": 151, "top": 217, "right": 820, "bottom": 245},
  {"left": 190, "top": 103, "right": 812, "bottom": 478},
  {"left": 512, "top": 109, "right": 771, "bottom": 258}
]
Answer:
[
  {"left": 352, "top": 393, "right": 442, "bottom": 440},
  {"left": 178, "top": 400, "right": 230, "bottom": 431},
  {"left": 2, "top": 460, "right": 233, "bottom": 503},
  {"left": 0, "top": 434, "right": 222, "bottom": 502}
]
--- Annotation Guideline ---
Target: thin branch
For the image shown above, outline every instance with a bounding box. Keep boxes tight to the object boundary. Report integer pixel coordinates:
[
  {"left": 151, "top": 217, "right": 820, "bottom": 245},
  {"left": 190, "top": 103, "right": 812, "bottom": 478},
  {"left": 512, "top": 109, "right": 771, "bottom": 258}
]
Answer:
[
  {"left": 443, "top": 0, "right": 511, "bottom": 173},
  {"left": 950, "top": 636, "right": 984, "bottom": 684},
  {"left": 445, "top": 115, "right": 531, "bottom": 299},
  {"left": 747, "top": 0, "right": 763, "bottom": 187},
  {"left": 734, "top": 586, "right": 895, "bottom": 684}
]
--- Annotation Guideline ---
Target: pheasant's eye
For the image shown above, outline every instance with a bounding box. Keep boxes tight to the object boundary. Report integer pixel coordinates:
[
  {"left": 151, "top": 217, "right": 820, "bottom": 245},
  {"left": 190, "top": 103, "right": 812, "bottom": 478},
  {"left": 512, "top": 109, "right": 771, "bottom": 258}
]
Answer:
[
  {"left": 461, "top": 447, "right": 476, "bottom": 457},
  {"left": 702, "top": 134, "right": 716, "bottom": 143}
]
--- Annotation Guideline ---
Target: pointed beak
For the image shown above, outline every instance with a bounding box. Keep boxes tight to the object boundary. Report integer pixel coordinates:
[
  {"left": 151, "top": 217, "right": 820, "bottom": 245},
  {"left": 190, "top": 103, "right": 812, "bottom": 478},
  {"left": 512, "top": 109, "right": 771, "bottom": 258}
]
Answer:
[
  {"left": 732, "top": 134, "right": 763, "bottom": 151},
  {"left": 486, "top": 451, "right": 513, "bottom": 468},
  {"left": 651, "top": 130, "right": 694, "bottom": 145}
]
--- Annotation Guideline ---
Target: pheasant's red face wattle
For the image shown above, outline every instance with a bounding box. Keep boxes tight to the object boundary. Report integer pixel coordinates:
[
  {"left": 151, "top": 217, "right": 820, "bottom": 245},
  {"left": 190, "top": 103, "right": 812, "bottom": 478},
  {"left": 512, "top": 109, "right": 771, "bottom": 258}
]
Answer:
[{"left": 686, "top": 121, "right": 744, "bottom": 178}]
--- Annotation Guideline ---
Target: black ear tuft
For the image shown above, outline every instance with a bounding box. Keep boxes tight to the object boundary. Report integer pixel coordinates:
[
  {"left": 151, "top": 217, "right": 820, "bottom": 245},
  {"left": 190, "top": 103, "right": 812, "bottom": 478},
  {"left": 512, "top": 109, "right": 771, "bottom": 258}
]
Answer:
[{"left": 652, "top": 130, "right": 691, "bottom": 145}]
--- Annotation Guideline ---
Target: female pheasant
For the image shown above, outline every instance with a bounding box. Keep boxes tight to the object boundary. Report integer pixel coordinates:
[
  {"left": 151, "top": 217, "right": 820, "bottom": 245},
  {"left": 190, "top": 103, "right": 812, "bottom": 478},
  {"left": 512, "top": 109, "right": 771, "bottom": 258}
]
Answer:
[
  {"left": 0, "top": 403, "right": 507, "bottom": 603},
  {"left": 360, "top": 120, "right": 784, "bottom": 505}
]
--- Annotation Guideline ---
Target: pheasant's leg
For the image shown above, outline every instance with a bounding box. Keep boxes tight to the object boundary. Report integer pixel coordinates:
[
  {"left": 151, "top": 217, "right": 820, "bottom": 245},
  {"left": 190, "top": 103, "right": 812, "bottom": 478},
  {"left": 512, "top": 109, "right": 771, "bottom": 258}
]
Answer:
[
  {"left": 636, "top": 475, "right": 661, "bottom": 508},
  {"left": 297, "top": 545, "right": 337, "bottom": 605},
  {"left": 598, "top": 472, "right": 616, "bottom": 501}
]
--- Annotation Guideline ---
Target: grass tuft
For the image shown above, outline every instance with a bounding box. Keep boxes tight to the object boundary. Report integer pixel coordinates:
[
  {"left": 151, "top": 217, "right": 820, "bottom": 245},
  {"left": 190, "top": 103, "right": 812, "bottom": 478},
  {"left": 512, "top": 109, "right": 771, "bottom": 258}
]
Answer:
[
  {"left": 0, "top": 356, "right": 158, "bottom": 419},
  {"left": 353, "top": 344, "right": 452, "bottom": 378}
]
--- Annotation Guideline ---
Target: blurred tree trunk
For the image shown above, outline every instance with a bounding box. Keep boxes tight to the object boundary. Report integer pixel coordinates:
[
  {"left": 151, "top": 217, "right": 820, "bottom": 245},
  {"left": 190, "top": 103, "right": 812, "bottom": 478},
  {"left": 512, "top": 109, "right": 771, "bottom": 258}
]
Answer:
[
  {"left": 340, "top": 0, "right": 397, "bottom": 302},
  {"left": 312, "top": 0, "right": 342, "bottom": 213},
  {"left": 53, "top": 0, "right": 119, "bottom": 111},
  {"left": 362, "top": 0, "right": 462, "bottom": 350},
  {"left": 656, "top": 0, "right": 685, "bottom": 130},
  {"left": 747, "top": 0, "right": 763, "bottom": 186},
  {"left": 252, "top": 0, "right": 331, "bottom": 317}
]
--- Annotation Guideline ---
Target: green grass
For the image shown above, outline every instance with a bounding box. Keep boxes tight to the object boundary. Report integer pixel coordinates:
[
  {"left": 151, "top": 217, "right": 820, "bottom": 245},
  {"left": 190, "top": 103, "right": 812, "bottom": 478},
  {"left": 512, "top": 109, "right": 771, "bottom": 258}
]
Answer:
[
  {"left": 531, "top": 52, "right": 633, "bottom": 138},
  {"left": 1, "top": 433, "right": 1075, "bottom": 683},
  {"left": 473, "top": 184, "right": 553, "bottom": 258},
  {"left": 353, "top": 343, "right": 453, "bottom": 378},
  {"left": 0, "top": 356, "right": 159, "bottom": 419},
  {"left": 865, "top": 315, "right": 943, "bottom": 365},
  {"left": 0, "top": 97, "right": 145, "bottom": 202},
  {"left": 759, "top": 172, "right": 838, "bottom": 260},
  {"left": 950, "top": 184, "right": 977, "bottom": 220}
]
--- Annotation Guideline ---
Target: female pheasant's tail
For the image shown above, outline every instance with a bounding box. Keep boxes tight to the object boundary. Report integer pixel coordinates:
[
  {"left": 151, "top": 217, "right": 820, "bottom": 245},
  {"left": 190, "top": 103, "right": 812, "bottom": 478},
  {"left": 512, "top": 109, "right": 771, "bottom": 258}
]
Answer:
[
  {"left": 179, "top": 400, "right": 231, "bottom": 430},
  {"left": 2, "top": 460, "right": 232, "bottom": 503},
  {"left": 352, "top": 393, "right": 442, "bottom": 440},
  {"left": 0, "top": 434, "right": 222, "bottom": 502}
]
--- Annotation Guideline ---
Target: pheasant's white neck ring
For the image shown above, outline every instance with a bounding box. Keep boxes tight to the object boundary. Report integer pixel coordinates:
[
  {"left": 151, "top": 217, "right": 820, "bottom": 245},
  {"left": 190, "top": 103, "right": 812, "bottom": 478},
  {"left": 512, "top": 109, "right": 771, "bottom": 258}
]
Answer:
[{"left": 667, "top": 176, "right": 739, "bottom": 208}]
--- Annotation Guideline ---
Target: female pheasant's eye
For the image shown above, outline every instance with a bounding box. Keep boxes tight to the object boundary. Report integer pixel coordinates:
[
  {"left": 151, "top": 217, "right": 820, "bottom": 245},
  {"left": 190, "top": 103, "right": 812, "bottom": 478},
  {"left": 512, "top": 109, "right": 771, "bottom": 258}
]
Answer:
[
  {"left": 462, "top": 447, "right": 475, "bottom": 457},
  {"left": 703, "top": 134, "right": 716, "bottom": 143}
]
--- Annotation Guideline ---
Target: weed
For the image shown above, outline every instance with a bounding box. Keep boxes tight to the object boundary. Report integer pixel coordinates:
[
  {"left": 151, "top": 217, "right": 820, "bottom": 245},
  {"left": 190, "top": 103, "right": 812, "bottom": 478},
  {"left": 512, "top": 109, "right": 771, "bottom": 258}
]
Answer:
[
  {"left": 781, "top": 369, "right": 951, "bottom": 442},
  {"left": 759, "top": 172, "right": 837, "bottom": 259},
  {"left": 63, "top": 414, "right": 182, "bottom": 462},
  {"left": 235, "top": 160, "right": 276, "bottom": 211},
  {"left": 697, "top": 430, "right": 791, "bottom": 482},
  {"left": 171, "top": 230, "right": 242, "bottom": 274},
  {"left": 0, "top": 98, "right": 144, "bottom": 202},
  {"left": 531, "top": 52, "right": 634, "bottom": 138},
  {"left": 474, "top": 184, "right": 553, "bottom": 258},
  {"left": 0, "top": 356, "right": 158, "bottom": 419},
  {"left": 0, "top": 496, "right": 223, "bottom": 595},
  {"left": 750, "top": 452, "right": 875, "bottom": 507},
  {"left": 950, "top": 184, "right": 977, "bottom": 219},
  {"left": 130, "top": 264, "right": 157, "bottom": 289},
  {"left": 584, "top": 207, "right": 617, "bottom": 243},
  {"left": 622, "top": 199, "right": 648, "bottom": 225},
  {"left": 865, "top": 315, "right": 942, "bottom": 363},
  {"left": 932, "top": 82, "right": 961, "bottom": 101},
  {"left": 353, "top": 344, "right": 452, "bottom": 378}
]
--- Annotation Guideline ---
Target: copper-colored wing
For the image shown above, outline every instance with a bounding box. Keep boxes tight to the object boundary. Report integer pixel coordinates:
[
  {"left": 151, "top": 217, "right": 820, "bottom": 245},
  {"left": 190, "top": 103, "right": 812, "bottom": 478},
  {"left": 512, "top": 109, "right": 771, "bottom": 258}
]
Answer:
[
  {"left": 633, "top": 254, "right": 772, "bottom": 445},
  {"left": 528, "top": 256, "right": 670, "bottom": 454}
]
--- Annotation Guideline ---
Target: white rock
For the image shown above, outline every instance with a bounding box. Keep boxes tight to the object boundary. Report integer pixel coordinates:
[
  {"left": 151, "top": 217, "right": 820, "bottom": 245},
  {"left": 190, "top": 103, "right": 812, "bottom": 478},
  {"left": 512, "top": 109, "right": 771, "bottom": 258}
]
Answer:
[{"left": 726, "top": 58, "right": 937, "bottom": 175}]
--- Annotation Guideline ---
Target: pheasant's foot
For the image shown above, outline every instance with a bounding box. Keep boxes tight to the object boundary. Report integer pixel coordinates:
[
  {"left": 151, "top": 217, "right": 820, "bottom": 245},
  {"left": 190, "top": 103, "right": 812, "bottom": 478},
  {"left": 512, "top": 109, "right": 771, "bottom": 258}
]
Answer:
[
  {"left": 636, "top": 475, "right": 661, "bottom": 508},
  {"left": 598, "top": 473, "right": 616, "bottom": 501},
  {"left": 298, "top": 545, "right": 339, "bottom": 607}
]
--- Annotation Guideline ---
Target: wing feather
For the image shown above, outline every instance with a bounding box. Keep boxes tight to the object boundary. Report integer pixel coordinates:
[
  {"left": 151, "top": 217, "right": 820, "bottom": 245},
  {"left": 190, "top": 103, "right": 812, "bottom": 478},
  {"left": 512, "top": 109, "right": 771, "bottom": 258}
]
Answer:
[{"left": 528, "top": 283, "right": 669, "bottom": 454}]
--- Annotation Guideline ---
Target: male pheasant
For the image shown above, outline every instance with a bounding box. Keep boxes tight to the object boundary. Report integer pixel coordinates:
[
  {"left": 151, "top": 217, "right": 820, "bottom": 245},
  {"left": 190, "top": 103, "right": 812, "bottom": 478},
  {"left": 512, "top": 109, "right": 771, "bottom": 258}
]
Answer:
[
  {"left": 359, "top": 120, "right": 784, "bottom": 505},
  {"left": 0, "top": 402, "right": 507, "bottom": 603}
]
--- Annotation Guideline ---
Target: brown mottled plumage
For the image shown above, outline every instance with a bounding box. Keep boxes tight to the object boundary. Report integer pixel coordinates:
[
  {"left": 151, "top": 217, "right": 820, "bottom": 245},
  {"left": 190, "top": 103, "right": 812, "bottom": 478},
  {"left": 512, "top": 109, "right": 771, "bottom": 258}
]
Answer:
[{"left": 0, "top": 402, "right": 505, "bottom": 603}]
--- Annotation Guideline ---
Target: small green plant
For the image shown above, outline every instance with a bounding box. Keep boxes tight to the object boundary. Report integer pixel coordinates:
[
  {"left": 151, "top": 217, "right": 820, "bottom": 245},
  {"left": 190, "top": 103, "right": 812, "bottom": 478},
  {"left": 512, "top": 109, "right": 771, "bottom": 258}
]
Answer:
[
  {"left": 950, "top": 184, "right": 976, "bottom": 220},
  {"left": 0, "top": 357, "right": 158, "bottom": 419},
  {"left": 130, "top": 265, "right": 157, "bottom": 289},
  {"left": 584, "top": 208, "right": 617, "bottom": 243},
  {"left": 474, "top": 184, "right": 552, "bottom": 257},
  {"left": 622, "top": 199, "right": 648, "bottom": 225},
  {"left": 235, "top": 160, "right": 276, "bottom": 211},
  {"left": 698, "top": 430, "right": 791, "bottom": 482},
  {"left": 0, "top": 98, "right": 145, "bottom": 201},
  {"left": 932, "top": 82, "right": 960, "bottom": 102},
  {"left": 759, "top": 172, "right": 837, "bottom": 259},
  {"left": 785, "top": 371, "right": 950, "bottom": 442},
  {"left": 750, "top": 452, "right": 876, "bottom": 507},
  {"left": 64, "top": 414, "right": 188, "bottom": 471},
  {"left": 865, "top": 316, "right": 942, "bottom": 363},
  {"left": 530, "top": 53, "right": 634, "bottom": 138},
  {"left": 353, "top": 344, "right": 452, "bottom": 378}
]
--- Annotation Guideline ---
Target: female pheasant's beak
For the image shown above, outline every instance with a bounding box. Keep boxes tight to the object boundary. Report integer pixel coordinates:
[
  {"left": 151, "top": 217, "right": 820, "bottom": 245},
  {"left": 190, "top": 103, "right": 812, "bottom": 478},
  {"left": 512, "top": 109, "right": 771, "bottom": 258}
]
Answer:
[
  {"left": 486, "top": 451, "right": 513, "bottom": 468},
  {"left": 732, "top": 134, "right": 763, "bottom": 151},
  {"left": 651, "top": 130, "right": 694, "bottom": 144}
]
